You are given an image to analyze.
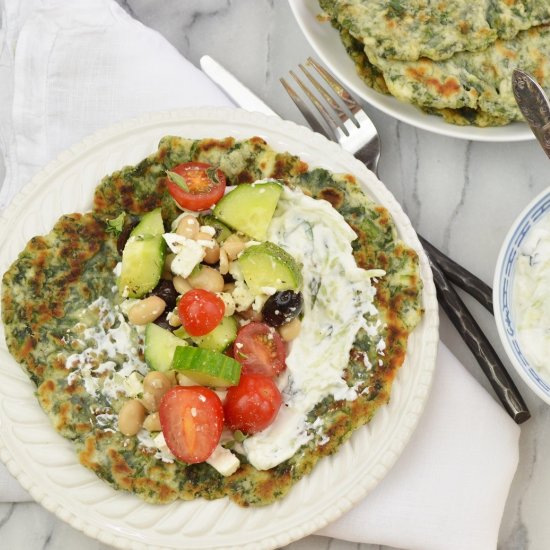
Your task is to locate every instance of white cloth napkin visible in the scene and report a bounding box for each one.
[0,1,520,549]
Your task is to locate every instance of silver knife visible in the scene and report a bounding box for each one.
[200,55,278,117]
[512,68,550,160]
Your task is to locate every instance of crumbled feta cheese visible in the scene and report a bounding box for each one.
[232,280,255,312]
[206,445,240,476]
[163,233,190,254]
[113,262,122,277]
[123,371,144,397]
[168,238,206,278]
[153,432,173,456]
[199,225,216,237]
[217,292,236,316]
[260,286,277,296]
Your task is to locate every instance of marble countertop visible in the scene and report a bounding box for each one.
[2,1,550,549]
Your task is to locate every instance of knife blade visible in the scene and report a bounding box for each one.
[200,56,278,117]
[512,69,550,160]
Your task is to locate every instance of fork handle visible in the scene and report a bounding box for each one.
[418,234,494,314]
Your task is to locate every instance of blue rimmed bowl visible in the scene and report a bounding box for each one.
[494,187,550,405]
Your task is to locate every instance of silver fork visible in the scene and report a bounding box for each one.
[282,58,380,173]
[281,57,492,311]
[280,58,529,423]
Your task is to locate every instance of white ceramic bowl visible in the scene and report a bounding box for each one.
[288,0,533,142]
[494,187,550,405]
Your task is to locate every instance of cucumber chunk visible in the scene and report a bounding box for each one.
[198,214,232,243]
[117,208,166,298]
[118,208,166,298]
[238,241,302,293]
[131,208,165,237]
[118,235,166,298]
[172,346,241,387]
[192,316,238,352]
[212,182,282,240]
[174,316,238,352]
[144,323,188,372]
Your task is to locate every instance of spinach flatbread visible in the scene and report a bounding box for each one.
[319,0,550,126]
[2,136,423,506]
[324,0,550,62]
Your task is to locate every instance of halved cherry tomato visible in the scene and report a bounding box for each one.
[233,322,286,377]
[159,386,224,463]
[165,162,226,211]
[178,289,225,336]
[223,373,282,434]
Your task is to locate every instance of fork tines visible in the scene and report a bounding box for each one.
[280,57,361,140]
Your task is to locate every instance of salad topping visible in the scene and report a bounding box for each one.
[63,162,386,474]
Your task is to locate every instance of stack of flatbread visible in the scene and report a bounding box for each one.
[319,0,550,126]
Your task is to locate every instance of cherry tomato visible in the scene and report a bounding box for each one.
[165,162,226,211]
[233,322,286,377]
[159,386,224,463]
[223,373,282,434]
[178,289,225,336]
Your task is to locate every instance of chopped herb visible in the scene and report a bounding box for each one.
[206,167,219,185]
[105,212,126,236]
[166,170,190,192]
[234,430,247,443]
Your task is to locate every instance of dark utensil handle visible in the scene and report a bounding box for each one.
[426,252,531,424]
[418,235,494,314]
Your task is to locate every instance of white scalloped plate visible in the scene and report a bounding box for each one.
[0,108,438,550]
[289,0,533,142]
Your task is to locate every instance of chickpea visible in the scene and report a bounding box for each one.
[203,242,221,264]
[168,310,182,327]
[222,234,246,260]
[118,399,146,436]
[188,265,225,293]
[162,253,176,279]
[140,391,157,413]
[195,230,215,241]
[279,318,301,341]
[143,412,162,432]
[223,282,236,293]
[143,371,172,405]
[176,215,200,239]
[218,292,236,317]
[173,275,192,295]
[164,370,178,386]
[218,248,229,275]
[239,306,263,323]
[127,296,166,325]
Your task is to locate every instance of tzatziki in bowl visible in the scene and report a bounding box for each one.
[494,187,550,405]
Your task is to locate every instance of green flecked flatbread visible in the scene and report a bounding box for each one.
[320,0,550,126]
[2,136,423,506]
[373,24,550,123]
[324,0,550,62]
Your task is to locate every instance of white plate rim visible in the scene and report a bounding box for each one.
[0,107,439,549]
[288,0,534,143]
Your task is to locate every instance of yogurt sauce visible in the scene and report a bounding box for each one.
[243,186,385,470]
[514,213,550,376]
